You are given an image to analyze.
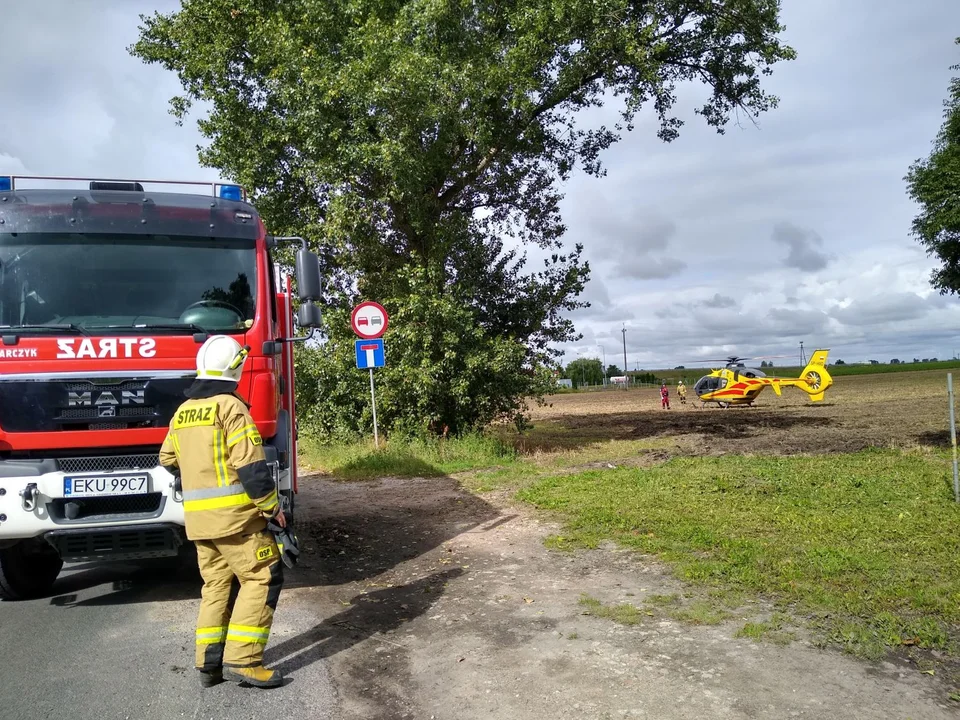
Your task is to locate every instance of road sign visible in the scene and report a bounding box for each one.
[355,338,385,369]
[351,301,389,339]
[355,338,385,447]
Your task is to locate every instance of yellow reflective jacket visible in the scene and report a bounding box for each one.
[159,380,279,541]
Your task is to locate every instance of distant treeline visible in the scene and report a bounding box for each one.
[557,358,960,392]
[640,358,960,384]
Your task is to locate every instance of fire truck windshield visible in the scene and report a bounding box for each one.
[0,234,257,333]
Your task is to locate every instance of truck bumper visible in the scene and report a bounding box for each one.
[0,453,185,545]
[44,523,187,562]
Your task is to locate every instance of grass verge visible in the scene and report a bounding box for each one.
[736,614,796,646]
[579,594,647,625]
[298,426,960,665]
[298,433,519,480]
[300,426,678,485]
[519,449,960,659]
[579,593,730,627]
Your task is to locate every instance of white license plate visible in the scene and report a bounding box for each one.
[63,474,150,498]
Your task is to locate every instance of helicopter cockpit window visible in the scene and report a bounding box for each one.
[694,376,723,395]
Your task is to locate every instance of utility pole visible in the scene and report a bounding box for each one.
[599,345,606,386]
[621,325,628,388]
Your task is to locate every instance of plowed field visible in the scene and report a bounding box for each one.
[528,369,953,456]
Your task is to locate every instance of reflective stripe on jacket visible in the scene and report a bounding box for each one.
[159,385,277,541]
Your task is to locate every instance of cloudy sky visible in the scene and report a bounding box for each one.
[3,1,960,370]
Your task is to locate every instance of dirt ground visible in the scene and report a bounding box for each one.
[524,370,953,455]
[265,369,958,718]
[274,476,958,719]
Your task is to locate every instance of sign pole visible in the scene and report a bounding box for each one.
[949,373,958,502]
[369,367,379,448]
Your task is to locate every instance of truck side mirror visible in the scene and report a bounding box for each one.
[295,248,322,302]
[269,236,325,342]
[296,301,323,329]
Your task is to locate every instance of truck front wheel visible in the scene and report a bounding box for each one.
[0,538,64,601]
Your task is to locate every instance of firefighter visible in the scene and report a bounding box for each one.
[159,335,287,689]
[660,382,670,409]
[677,380,687,405]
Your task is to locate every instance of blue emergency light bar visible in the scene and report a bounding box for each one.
[218,184,243,201]
[0,175,248,200]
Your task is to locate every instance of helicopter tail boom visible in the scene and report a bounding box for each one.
[761,350,832,400]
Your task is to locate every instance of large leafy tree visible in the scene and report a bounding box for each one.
[564,358,604,388]
[906,38,960,294]
[131,0,795,437]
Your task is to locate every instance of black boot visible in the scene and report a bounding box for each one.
[199,668,224,688]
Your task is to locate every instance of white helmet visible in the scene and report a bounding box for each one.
[196,335,249,383]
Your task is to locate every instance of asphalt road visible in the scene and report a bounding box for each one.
[3,476,955,720]
[0,559,339,720]
[0,474,485,720]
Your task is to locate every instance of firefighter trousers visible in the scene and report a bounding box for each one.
[194,528,284,670]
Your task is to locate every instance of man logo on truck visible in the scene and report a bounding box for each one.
[67,390,146,406]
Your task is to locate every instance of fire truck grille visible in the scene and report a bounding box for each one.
[0,374,191,433]
[62,380,149,393]
[48,493,164,522]
[58,454,160,474]
[59,406,156,420]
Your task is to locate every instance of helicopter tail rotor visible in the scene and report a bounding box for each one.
[799,350,832,400]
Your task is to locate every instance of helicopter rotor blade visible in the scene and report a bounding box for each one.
[681,353,794,364]
[681,357,744,364]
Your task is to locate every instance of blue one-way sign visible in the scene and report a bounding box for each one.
[355,338,385,369]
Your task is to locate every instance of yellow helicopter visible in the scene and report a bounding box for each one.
[691,349,833,407]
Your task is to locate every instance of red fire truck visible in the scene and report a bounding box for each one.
[0,175,323,600]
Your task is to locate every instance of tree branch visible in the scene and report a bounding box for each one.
[437,66,605,209]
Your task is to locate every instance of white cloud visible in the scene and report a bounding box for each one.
[0,154,27,174]
[555,0,960,368]
[3,0,960,371]
[612,256,687,280]
[703,293,737,309]
[830,292,929,326]
[569,277,636,322]
[771,222,830,271]
[0,1,218,182]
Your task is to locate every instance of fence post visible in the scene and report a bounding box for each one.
[949,373,959,502]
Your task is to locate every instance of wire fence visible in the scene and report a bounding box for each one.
[556,381,678,392]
